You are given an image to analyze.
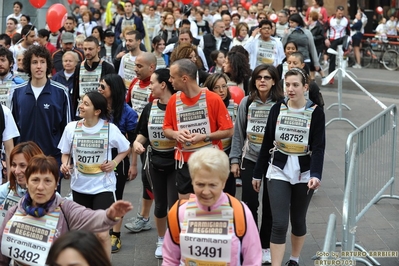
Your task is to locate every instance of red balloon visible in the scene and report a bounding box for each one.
[148,0,154,5]
[245,2,252,10]
[67,0,73,4]
[75,0,81,5]
[29,0,47,8]
[204,0,211,4]
[142,0,148,4]
[240,0,246,5]
[193,0,200,6]
[376,6,383,15]
[251,0,257,4]
[229,86,245,105]
[221,0,226,4]
[46,4,68,33]
[181,0,191,5]
[269,13,278,23]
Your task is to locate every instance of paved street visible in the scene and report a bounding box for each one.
[61,67,399,266]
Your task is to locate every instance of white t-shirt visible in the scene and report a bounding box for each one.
[31,85,45,100]
[57,119,130,194]
[0,105,20,173]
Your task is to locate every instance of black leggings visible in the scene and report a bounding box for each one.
[150,166,178,218]
[72,191,114,210]
[267,179,313,244]
[240,158,272,249]
[141,153,154,200]
[240,159,259,224]
[112,149,130,200]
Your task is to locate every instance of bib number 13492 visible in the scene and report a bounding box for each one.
[8,247,39,263]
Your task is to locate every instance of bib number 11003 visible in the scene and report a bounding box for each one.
[188,245,222,258]
[8,247,39,263]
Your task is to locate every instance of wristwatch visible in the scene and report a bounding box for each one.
[204,134,211,142]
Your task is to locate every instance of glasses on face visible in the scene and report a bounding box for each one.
[256,75,272,81]
[250,12,257,14]
[214,84,228,91]
[99,84,107,90]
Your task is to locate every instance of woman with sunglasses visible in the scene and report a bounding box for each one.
[253,68,325,266]
[58,91,130,257]
[229,64,284,264]
[97,74,138,253]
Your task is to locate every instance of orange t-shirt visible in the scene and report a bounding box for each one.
[163,89,233,162]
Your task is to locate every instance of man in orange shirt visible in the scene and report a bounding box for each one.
[163,59,233,199]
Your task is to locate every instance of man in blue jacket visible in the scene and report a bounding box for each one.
[11,46,71,190]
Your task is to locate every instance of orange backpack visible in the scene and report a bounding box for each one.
[167,193,247,245]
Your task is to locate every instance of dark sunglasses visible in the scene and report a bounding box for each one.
[99,84,107,90]
[256,75,272,81]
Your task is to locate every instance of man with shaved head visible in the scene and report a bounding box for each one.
[124,51,157,235]
[163,59,233,199]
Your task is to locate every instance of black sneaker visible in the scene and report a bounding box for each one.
[285,260,299,266]
[111,235,121,253]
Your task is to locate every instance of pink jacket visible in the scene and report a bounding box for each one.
[162,193,262,266]
[0,194,118,265]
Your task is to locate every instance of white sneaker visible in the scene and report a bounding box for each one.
[262,248,271,264]
[352,64,362,69]
[155,237,164,259]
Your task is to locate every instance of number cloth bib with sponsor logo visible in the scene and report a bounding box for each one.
[78,60,103,97]
[155,56,166,70]
[275,104,315,155]
[131,82,151,117]
[148,99,176,151]
[221,99,236,151]
[176,90,211,151]
[0,81,12,108]
[246,101,274,144]
[257,39,276,65]
[1,207,60,265]
[180,195,234,266]
[73,120,108,175]
[0,190,21,225]
[121,18,136,33]
[123,55,137,89]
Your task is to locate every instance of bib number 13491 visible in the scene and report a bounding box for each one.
[188,245,222,258]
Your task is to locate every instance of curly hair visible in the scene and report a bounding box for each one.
[22,45,52,77]
[224,51,251,85]
[170,43,203,70]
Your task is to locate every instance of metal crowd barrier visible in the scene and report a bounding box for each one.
[317,105,399,266]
